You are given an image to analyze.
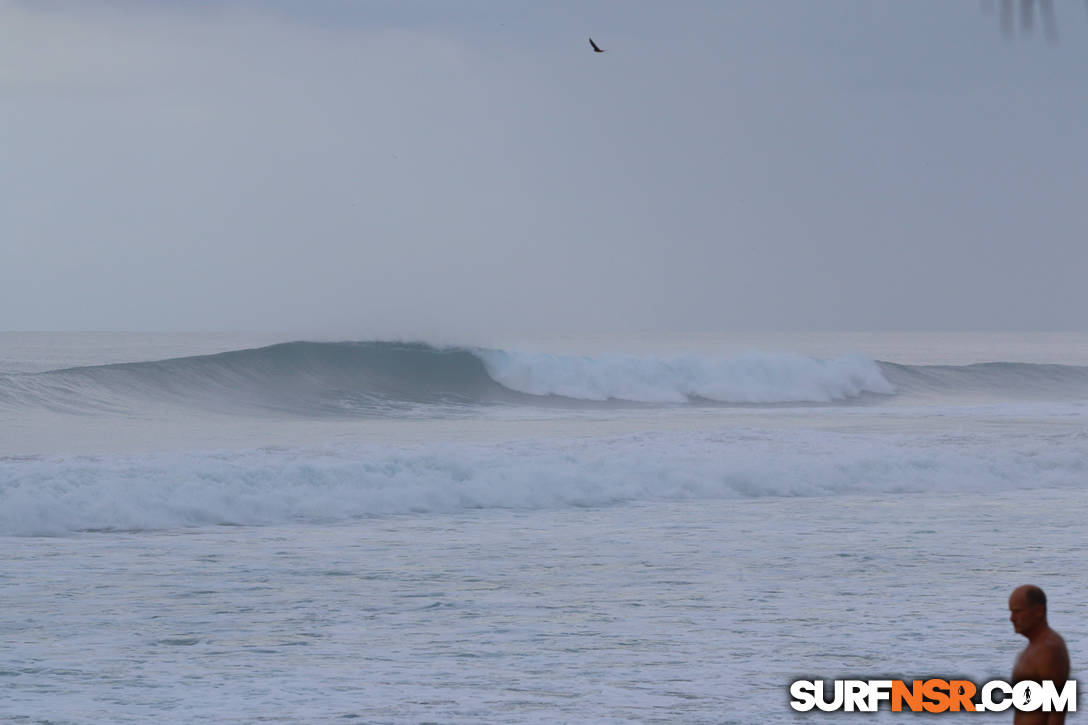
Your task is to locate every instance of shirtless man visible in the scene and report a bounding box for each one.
[1009,585,1070,724]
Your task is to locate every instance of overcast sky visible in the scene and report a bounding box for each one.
[3,0,1087,336]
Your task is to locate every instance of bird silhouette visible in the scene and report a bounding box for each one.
[589,37,605,53]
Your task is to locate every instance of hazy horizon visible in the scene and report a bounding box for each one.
[4,0,1087,337]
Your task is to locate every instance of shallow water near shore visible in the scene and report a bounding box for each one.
[3,332,1087,722]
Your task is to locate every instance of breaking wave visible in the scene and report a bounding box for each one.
[2,428,1085,535]
[1,341,1086,418]
[0,341,895,415]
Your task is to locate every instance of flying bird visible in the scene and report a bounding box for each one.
[589,37,605,53]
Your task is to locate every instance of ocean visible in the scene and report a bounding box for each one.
[2,331,1087,723]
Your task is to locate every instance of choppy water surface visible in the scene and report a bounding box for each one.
[7,491,1087,724]
[2,332,1087,723]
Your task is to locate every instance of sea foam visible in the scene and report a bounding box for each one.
[478,349,894,403]
[0,342,898,416]
[2,428,1084,536]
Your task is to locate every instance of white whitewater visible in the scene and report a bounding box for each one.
[2,332,1087,723]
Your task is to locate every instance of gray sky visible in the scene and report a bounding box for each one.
[3,0,1087,336]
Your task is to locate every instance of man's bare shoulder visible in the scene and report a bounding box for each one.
[1024,628,1070,679]
[1015,629,1067,676]
[1041,628,1069,655]
[1043,629,1071,672]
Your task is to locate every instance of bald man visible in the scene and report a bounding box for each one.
[1009,585,1070,724]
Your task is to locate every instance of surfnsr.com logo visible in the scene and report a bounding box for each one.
[789,679,1077,713]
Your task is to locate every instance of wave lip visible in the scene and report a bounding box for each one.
[477,349,895,404]
[5,341,1088,417]
[0,342,897,415]
[0,342,516,417]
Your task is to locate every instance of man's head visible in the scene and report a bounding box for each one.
[1009,584,1048,636]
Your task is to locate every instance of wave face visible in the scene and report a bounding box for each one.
[880,361,1088,400]
[2,341,1087,418]
[0,342,526,416]
[0,341,897,416]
